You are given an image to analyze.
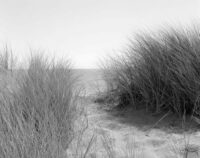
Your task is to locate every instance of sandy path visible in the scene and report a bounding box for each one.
[71,71,200,158]
[85,100,200,158]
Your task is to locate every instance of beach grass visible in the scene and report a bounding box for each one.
[0,53,80,158]
[101,25,200,118]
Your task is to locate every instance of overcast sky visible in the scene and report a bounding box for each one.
[0,0,199,68]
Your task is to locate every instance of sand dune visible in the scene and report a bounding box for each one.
[86,101,200,158]
[67,70,200,158]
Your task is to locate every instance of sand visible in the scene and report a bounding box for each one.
[83,101,200,158]
[67,69,200,158]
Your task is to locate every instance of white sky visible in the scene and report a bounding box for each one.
[0,0,199,68]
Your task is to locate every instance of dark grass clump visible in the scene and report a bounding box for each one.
[0,53,80,158]
[103,25,200,117]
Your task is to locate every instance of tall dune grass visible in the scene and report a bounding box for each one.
[0,45,16,72]
[102,25,200,117]
[0,54,80,158]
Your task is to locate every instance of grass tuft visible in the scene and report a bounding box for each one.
[102,25,200,117]
[0,53,79,158]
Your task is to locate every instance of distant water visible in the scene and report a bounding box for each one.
[72,69,106,96]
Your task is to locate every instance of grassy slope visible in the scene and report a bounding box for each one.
[102,25,200,118]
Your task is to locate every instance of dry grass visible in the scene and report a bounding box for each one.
[0,45,16,72]
[101,25,200,118]
[0,53,80,158]
[1,27,200,158]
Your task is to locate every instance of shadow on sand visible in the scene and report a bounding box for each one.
[96,102,200,134]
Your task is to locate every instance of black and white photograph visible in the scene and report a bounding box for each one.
[0,0,200,157]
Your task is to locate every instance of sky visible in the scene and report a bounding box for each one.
[0,0,199,68]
